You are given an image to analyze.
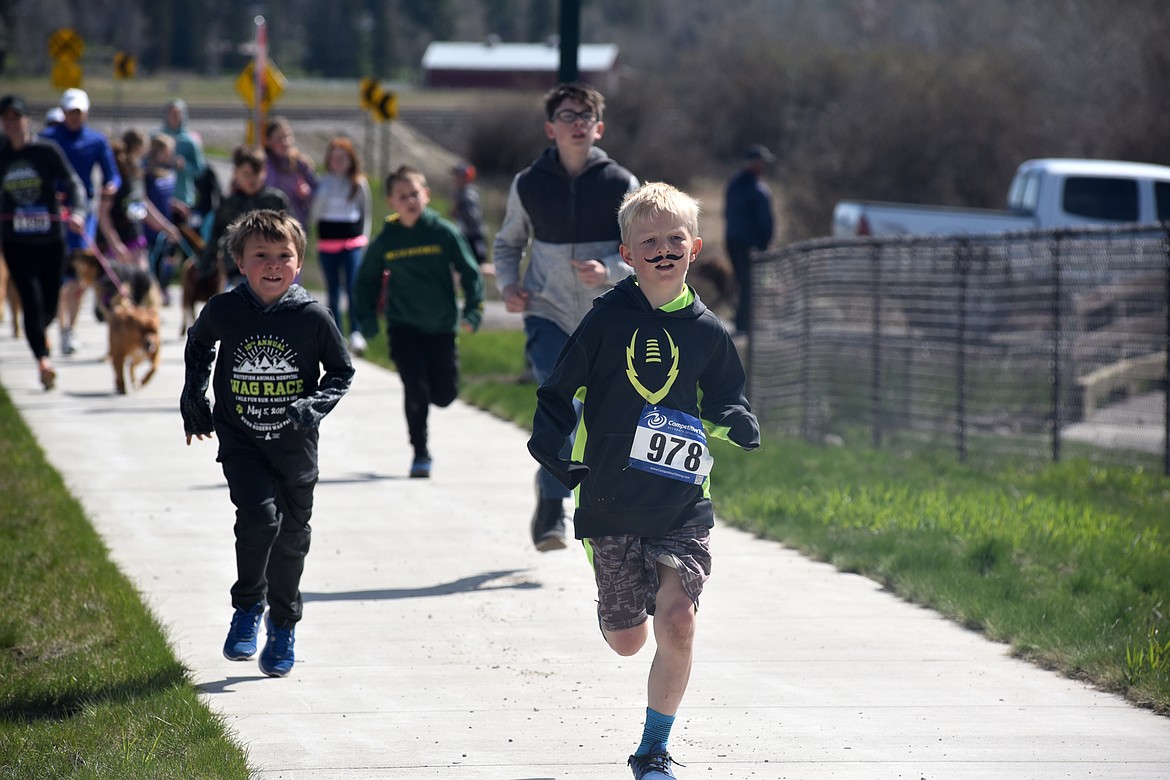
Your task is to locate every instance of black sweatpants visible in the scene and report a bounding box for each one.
[388,325,458,460]
[727,240,755,334]
[3,239,66,360]
[222,451,316,628]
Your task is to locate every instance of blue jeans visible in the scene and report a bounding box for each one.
[319,247,362,334]
[525,315,576,501]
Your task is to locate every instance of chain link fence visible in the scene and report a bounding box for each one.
[748,224,1169,473]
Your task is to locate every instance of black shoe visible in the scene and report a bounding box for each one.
[409,457,432,478]
[530,498,567,552]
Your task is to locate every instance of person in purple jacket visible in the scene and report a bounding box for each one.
[262,116,317,228]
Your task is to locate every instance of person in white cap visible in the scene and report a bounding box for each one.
[40,88,121,356]
[44,107,64,128]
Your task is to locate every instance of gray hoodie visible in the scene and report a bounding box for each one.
[493,145,638,336]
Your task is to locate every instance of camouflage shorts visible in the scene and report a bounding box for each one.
[586,526,712,632]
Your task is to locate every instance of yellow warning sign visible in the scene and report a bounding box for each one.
[114,52,137,80]
[51,58,84,90]
[235,61,286,110]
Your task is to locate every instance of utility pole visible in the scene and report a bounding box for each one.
[253,16,267,145]
[558,0,580,83]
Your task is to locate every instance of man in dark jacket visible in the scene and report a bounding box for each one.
[723,144,775,335]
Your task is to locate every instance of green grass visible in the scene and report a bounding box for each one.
[424,329,1170,714]
[3,324,1167,780]
[0,389,251,779]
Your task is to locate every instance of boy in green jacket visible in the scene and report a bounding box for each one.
[352,165,484,478]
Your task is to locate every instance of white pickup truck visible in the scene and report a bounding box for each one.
[831,158,1170,237]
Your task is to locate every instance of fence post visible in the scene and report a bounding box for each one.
[871,244,883,448]
[956,239,970,463]
[800,257,813,441]
[1164,226,1170,476]
[1051,233,1064,464]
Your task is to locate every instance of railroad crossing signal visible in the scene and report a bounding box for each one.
[113,52,136,80]
[48,28,84,60]
[48,28,84,89]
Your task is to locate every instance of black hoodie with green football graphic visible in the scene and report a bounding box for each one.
[528,276,760,539]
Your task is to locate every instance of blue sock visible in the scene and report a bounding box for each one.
[636,707,675,755]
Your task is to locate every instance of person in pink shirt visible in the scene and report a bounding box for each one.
[309,136,371,354]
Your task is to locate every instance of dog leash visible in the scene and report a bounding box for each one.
[79,231,132,301]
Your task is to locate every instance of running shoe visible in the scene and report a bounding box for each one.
[258,616,296,677]
[61,328,78,355]
[628,743,682,779]
[348,330,368,356]
[223,603,264,660]
[410,457,432,478]
[531,498,567,551]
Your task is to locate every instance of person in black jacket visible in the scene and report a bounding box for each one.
[181,209,353,678]
[199,145,291,288]
[528,183,759,779]
[0,94,87,390]
[723,144,775,335]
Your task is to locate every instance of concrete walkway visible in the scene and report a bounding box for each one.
[2,294,1168,779]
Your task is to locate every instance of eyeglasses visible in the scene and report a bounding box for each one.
[552,109,599,124]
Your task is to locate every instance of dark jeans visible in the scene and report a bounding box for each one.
[3,239,66,360]
[524,315,575,501]
[222,452,316,628]
[319,247,362,335]
[389,326,458,460]
[727,240,757,334]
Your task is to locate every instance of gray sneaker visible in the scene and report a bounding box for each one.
[61,328,79,355]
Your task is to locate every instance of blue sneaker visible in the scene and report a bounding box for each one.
[258,616,296,677]
[628,742,683,779]
[409,457,432,478]
[222,603,264,661]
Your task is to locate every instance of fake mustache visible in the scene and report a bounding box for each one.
[645,253,684,263]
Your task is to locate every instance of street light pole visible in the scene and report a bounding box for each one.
[558,0,580,83]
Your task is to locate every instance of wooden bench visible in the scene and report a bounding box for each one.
[1076,351,1166,418]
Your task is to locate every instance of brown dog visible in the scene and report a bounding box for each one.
[108,297,162,394]
[176,225,221,337]
[178,257,224,337]
[0,255,21,338]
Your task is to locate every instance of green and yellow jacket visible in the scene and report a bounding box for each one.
[353,207,484,335]
[528,276,760,539]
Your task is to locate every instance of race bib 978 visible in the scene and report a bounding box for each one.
[628,404,713,485]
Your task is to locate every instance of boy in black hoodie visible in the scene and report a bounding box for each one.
[181,209,353,678]
[528,183,760,778]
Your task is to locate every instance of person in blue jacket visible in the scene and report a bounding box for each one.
[41,88,121,356]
